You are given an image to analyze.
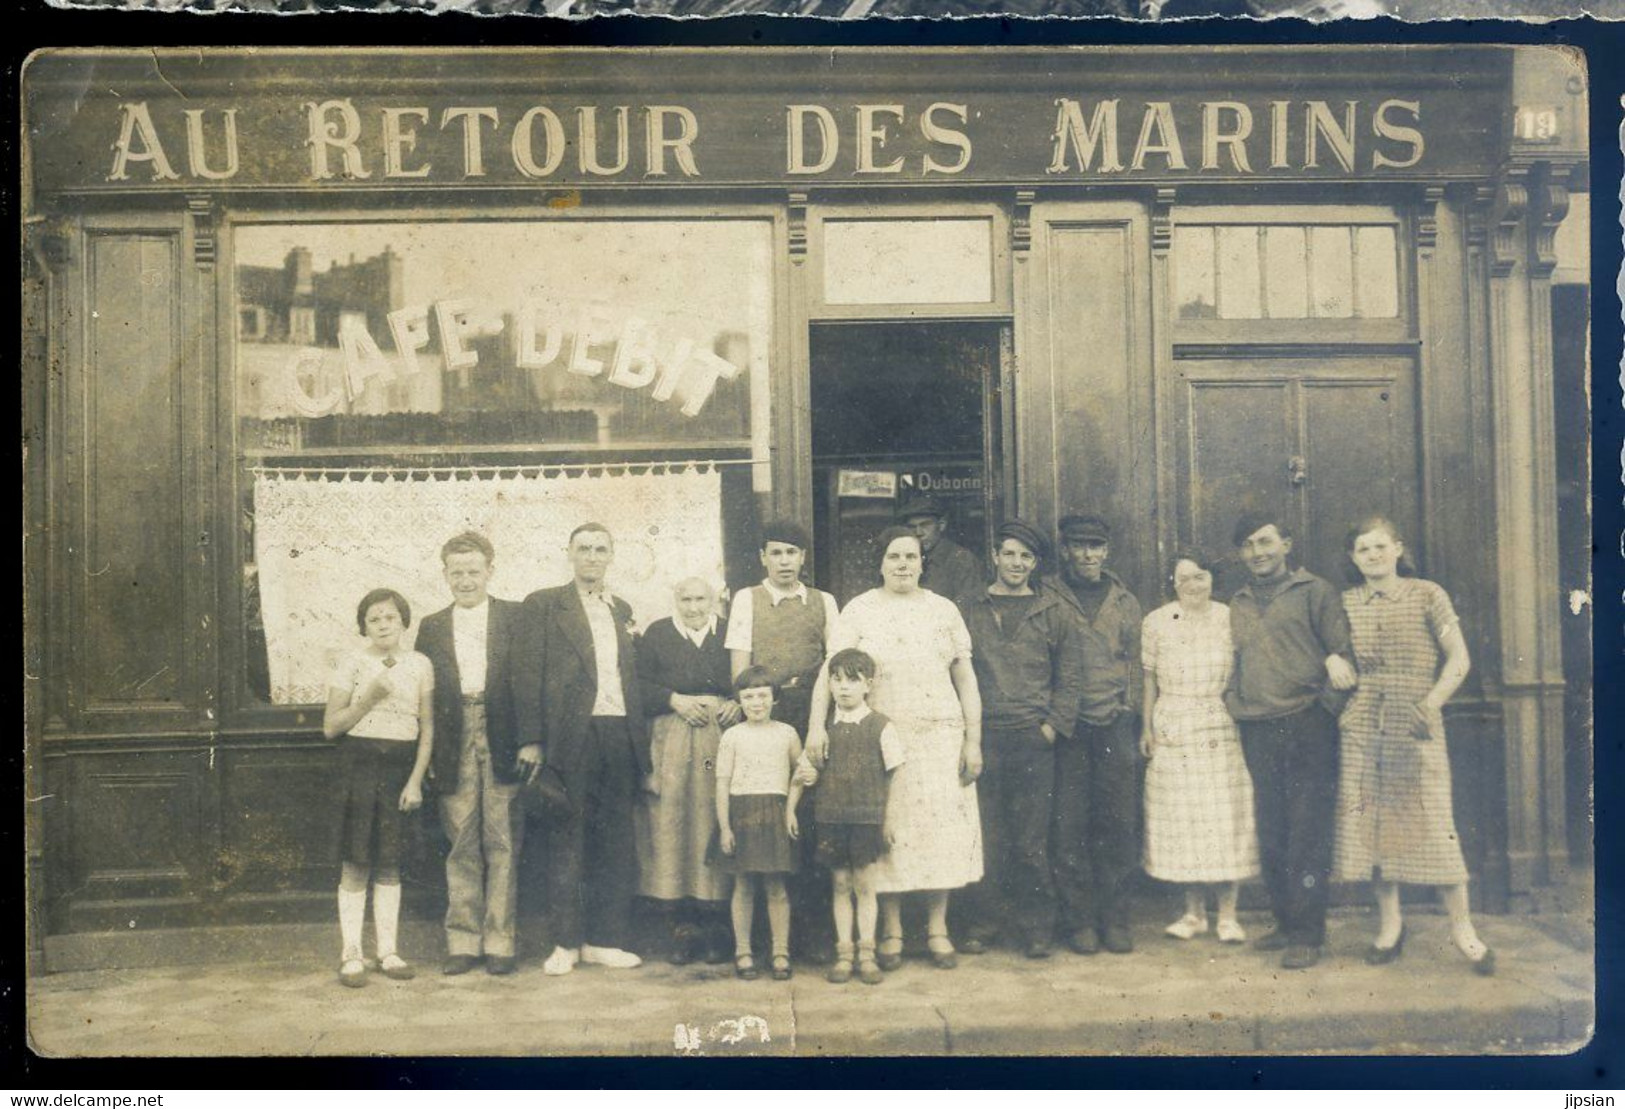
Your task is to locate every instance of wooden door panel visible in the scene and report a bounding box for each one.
[1301,377,1419,584]
[1173,356,1419,595]
[1185,380,1294,595]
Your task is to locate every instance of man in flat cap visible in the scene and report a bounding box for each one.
[956,520,1086,958]
[899,496,987,609]
[1051,513,1144,955]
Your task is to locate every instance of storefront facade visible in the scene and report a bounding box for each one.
[22,46,1590,954]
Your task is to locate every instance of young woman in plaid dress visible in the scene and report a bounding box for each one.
[1140,550,1258,943]
[1334,516,1493,975]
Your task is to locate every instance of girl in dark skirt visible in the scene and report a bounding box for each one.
[713,666,802,981]
[788,648,905,986]
[323,588,434,989]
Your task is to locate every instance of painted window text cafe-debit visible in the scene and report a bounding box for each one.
[22,47,1586,939]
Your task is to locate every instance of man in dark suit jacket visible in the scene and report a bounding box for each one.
[415,532,526,976]
[515,522,650,976]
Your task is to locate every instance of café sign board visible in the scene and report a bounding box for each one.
[24,47,1511,195]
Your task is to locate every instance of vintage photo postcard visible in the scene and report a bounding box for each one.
[21,43,1595,1058]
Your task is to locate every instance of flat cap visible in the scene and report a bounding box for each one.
[1057,513,1111,543]
[996,519,1050,563]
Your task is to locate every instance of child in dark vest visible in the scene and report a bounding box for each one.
[789,648,906,985]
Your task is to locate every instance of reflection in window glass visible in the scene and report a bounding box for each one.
[1173,227,1217,319]
[1216,226,1262,320]
[1309,226,1355,318]
[235,221,772,455]
[1263,227,1309,319]
[1354,226,1400,318]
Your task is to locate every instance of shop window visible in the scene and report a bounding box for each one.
[1173,223,1399,321]
[822,218,994,306]
[234,219,773,705]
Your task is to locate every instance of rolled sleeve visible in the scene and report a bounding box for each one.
[723,590,754,654]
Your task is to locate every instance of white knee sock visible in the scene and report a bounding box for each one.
[373,882,402,960]
[338,886,367,963]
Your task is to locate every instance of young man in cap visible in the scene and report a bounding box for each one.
[899,496,987,608]
[1051,513,1144,955]
[956,519,1086,958]
[1225,511,1356,970]
[725,519,841,958]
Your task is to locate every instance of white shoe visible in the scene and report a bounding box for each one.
[1215,919,1247,944]
[580,944,643,969]
[1164,913,1209,940]
[542,945,580,976]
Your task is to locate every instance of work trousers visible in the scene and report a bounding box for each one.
[1052,712,1141,935]
[1238,703,1340,947]
[441,700,524,957]
[957,725,1057,946]
[546,717,638,952]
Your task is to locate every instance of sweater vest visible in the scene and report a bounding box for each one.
[816,712,891,825]
[750,585,827,686]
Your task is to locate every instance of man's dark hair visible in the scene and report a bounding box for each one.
[441,531,494,565]
[827,648,877,684]
[1232,511,1293,548]
[356,587,412,635]
[568,522,614,547]
[759,519,811,552]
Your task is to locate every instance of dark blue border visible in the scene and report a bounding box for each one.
[6,0,1620,1089]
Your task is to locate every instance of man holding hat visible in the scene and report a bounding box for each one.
[956,520,1086,958]
[899,496,987,608]
[1051,513,1144,955]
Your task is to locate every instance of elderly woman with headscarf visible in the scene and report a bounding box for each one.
[635,576,741,965]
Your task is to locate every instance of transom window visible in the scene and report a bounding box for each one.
[1173,221,1400,321]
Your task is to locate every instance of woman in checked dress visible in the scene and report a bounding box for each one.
[1139,550,1258,943]
[1334,516,1493,975]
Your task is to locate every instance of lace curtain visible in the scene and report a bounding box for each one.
[253,466,724,704]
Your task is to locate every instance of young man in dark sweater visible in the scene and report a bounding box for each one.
[957,519,1086,958]
[1225,511,1357,970]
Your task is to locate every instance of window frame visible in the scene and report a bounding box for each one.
[806,199,1012,321]
[215,199,788,725]
[1169,204,1413,346]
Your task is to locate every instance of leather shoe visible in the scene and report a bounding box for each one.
[1025,940,1053,960]
[1363,925,1407,966]
[1281,944,1322,970]
[959,936,991,956]
[442,954,482,976]
[1252,929,1291,952]
[1067,928,1100,955]
[485,955,517,976]
[1470,947,1497,977]
[1101,925,1135,954]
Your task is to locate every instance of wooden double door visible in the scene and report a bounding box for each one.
[1171,354,1421,597]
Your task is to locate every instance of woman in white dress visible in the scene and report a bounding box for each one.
[1140,549,1258,943]
[806,526,984,970]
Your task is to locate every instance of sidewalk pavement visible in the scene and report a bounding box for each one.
[29,898,1593,1058]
